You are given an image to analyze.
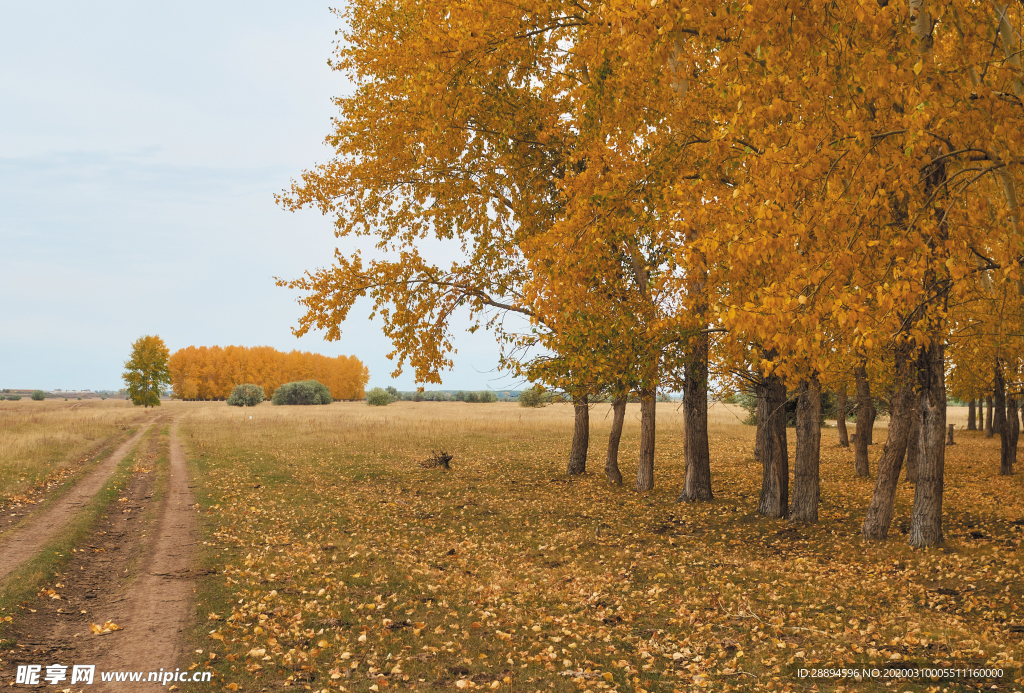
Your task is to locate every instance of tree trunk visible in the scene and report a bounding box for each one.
[567,395,589,475]
[909,339,946,547]
[968,399,977,431]
[635,387,656,491]
[605,396,626,484]
[790,376,821,522]
[836,389,850,447]
[994,364,1007,456]
[1005,396,1018,476]
[946,424,955,445]
[679,331,712,502]
[756,372,789,518]
[754,392,766,461]
[905,396,921,482]
[986,395,995,437]
[854,364,874,477]
[863,352,915,539]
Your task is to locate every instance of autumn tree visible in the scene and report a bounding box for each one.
[123,335,171,408]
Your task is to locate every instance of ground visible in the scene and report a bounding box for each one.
[0,399,1021,693]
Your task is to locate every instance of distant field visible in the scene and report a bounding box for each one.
[179,400,1021,692]
[0,399,150,506]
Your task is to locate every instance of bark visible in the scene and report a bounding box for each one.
[946,424,955,445]
[994,363,1007,445]
[986,395,995,437]
[605,396,626,484]
[968,399,977,431]
[836,389,850,447]
[679,331,712,502]
[756,373,789,518]
[862,357,915,539]
[754,393,766,461]
[995,363,1010,475]
[905,396,921,482]
[854,364,874,477]
[567,395,589,476]
[790,377,821,522]
[1005,396,1018,476]
[909,339,946,547]
[635,387,656,491]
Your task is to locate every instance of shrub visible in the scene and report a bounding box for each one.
[6,394,22,401]
[366,387,394,406]
[31,390,45,401]
[271,380,333,406]
[518,387,547,408]
[385,386,399,399]
[227,383,266,407]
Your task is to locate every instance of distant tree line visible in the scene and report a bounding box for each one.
[168,345,368,402]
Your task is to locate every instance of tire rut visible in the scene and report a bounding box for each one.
[0,418,158,582]
[1,418,202,691]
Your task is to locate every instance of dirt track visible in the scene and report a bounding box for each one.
[2,419,201,691]
[0,419,156,582]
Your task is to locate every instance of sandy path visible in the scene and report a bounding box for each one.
[87,418,200,688]
[0,419,156,582]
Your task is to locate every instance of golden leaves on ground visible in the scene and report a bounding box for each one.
[90,620,123,634]
[182,404,1022,691]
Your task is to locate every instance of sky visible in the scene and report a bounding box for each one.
[0,1,513,392]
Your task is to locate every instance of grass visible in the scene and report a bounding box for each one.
[175,401,1022,692]
[0,422,166,646]
[0,399,151,507]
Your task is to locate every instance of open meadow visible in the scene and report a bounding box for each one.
[173,401,1022,692]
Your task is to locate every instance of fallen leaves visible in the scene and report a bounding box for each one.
[90,620,123,635]
[182,404,1024,691]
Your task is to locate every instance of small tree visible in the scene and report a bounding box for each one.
[518,386,547,408]
[385,386,400,399]
[271,380,333,405]
[366,387,394,406]
[227,383,265,407]
[30,390,45,401]
[123,335,171,408]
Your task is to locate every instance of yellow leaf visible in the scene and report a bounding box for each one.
[913,61,923,75]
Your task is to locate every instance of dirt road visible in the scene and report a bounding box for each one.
[2,419,202,691]
[0,419,156,582]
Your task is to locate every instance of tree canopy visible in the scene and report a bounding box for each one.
[123,335,171,408]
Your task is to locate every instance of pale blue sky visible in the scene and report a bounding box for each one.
[0,1,510,392]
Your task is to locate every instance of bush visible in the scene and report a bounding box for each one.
[518,387,547,408]
[227,383,266,407]
[6,394,22,401]
[366,387,395,406]
[271,380,333,406]
[31,390,45,401]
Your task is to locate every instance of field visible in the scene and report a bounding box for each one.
[171,401,1022,692]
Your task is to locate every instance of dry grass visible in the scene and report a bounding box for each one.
[180,401,1022,693]
[0,399,151,506]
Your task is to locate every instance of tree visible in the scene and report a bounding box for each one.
[30,390,45,401]
[123,335,171,408]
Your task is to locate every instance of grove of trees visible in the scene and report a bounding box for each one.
[278,0,1024,547]
[168,346,368,402]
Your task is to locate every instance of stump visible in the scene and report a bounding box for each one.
[946,424,955,446]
